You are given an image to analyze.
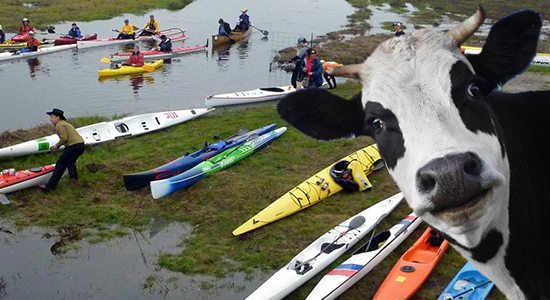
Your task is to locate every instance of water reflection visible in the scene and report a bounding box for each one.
[26,58,41,78]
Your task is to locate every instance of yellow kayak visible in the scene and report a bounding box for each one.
[97,59,163,77]
[233,144,383,236]
[0,41,26,50]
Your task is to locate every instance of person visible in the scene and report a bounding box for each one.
[0,25,5,44]
[67,23,82,39]
[321,60,341,89]
[17,18,35,35]
[234,9,251,32]
[393,22,405,37]
[218,18,232,37]
[140,15,159,36]
[289,37,310,88]
[38,108,85,193]
[296,48,323,89]
[123,46,145,67]
[156,35,172,52]
[21,31,40,52]
[116,19,134,40]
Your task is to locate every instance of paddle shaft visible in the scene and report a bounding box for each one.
[251,25,269,36]
[447,280,493,299]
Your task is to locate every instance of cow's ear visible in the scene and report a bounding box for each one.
[467,10,542,87]
[277,89,366,140]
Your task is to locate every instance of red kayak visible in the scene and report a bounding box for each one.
[43,34,98,45]
[109,43,207,62]
[0,165,55,204]
[77,28,187,49]
[12,32,33,42]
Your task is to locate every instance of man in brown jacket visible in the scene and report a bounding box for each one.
[39,108,85,192]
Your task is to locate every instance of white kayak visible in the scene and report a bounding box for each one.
[77,28,186,49]
[306,211,422,300]
[462,45,550,66]
[244,193,404,300]
[205,85,296,107]
[0,44,75,62]
[0,108,214,158]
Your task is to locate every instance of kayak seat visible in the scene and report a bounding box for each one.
[115,123,129,133]
[320,242,346,254]
[352,230,391,255]
[260,87,285,92]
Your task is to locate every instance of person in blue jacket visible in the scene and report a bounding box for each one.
[296,48,323,89]
[289,36,310,88]
[218,18,232,37]
[234,9,251,32]
[156,35,172,52]
[393,22,405,37]
[67,23,82,39]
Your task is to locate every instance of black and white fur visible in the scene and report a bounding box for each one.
[278,9,550,300]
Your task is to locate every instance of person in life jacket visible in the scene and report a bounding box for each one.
[330,160,372,192]
[156,35,172,52]
[21,31,40,52]
[116,19,134,40]
[139,15,159,36]
[122,45,145,67]
[234,8,251,32]
[67,23,82,39]
[321,60,342,89]
[0,25,5,44]
[17,18,35,35]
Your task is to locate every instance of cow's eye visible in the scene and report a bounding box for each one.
[372,118,384,131]
[467,83,481,97]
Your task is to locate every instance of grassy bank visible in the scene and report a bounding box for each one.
[1,0,194,32]
[0,82,505,299]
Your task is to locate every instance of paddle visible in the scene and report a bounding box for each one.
[100,58,155,71]
[442,280,493,299]
[251,25,269,36]
[293,216,366,272]
[359,213,388,254]
[0,194,10,205]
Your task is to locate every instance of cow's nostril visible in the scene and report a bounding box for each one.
[463,152,482,176]
[418,174,437,193]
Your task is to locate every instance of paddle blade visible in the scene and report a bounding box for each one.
[142,65,155,72]
[348,215,366,230]
[261,29,269,36]
[100,57,112,63]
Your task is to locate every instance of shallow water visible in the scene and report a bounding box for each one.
[0,0,355,132]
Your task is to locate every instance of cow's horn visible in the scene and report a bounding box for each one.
[327,64,362,80]
[446,5,486,46]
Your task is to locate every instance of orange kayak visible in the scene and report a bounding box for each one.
[372,227,449,300]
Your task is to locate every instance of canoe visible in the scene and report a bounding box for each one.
[109,43,208,62]
[211,27,251,47]
[98,59,163,77]
[232,144,384,236]
[150,127,286,199]
[205,85,296,107]
[461,45,550,66]
[438,262,494,300]
[372,227,450,300]
[122,123,278,191]
[0,165,55,205]
[0,108,213,158]
[77,28,187,49]
[42,34,98,45]
[244,194,403,300]
[306,211,422,300]
[0,44,76,62]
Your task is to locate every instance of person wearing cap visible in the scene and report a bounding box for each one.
[234,9,251,32]
[38,109,85,193]
[21,31,40,52]
[139,15,159,36]
[289,37,310,88]
[116,19,134,39]
[17,18,35,35]
[156,35,172,52]
[67,23,82,39]
[0,25,5,44]
[393,22,405,37]
[123,46,145,67]
[218,18,232,37]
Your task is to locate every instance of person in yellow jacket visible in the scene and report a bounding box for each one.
[38,108,85,192]
[321,60,342,89]
[116,19,134,39]
[139,15,159,36]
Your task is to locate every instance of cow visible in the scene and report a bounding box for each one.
[277,7,550,300]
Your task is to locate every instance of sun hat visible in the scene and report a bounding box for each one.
[46,108,67,120]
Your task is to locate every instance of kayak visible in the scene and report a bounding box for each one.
[0,44,76,62]
[0,108,213,158]
[150,127,286,199]
[0,41,26,50]
[461,45,550,66]
[244,194,403,300]
[232,144,384,236]
[205,85,296,107]
[211,27,252,47]
[438,262,494,300]
[372,227,450,300]
[0,165,55,205]
[109,43,208,62]
[306,211,422,300]
[122,123,278,191]
[12,32,34,43]
[77,28,186,49]
[42,34,98,45]
[98,59,163,77]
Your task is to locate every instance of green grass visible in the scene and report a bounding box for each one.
[1,0,195,32]
[0,82,506,299]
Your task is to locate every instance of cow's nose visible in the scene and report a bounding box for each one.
[416,152,485,211]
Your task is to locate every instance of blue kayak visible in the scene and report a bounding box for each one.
[123,124,277,190]
[151,127,286,199]
[438,262,494,300]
